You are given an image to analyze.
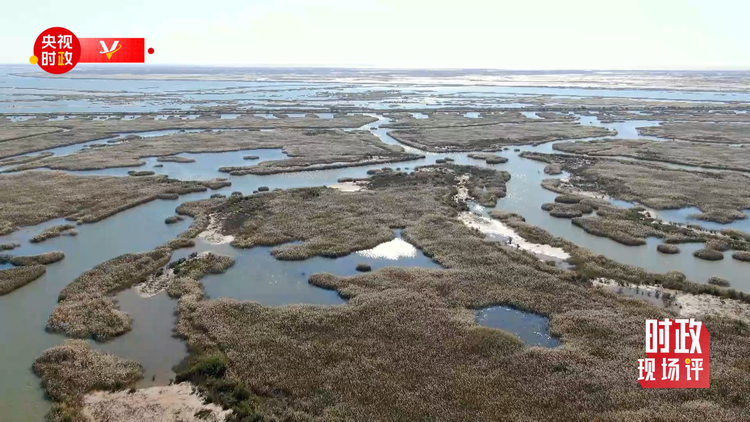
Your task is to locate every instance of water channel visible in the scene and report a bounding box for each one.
[2,78,750,419]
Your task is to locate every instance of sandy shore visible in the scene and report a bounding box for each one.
[134,267,175,298]
[198,214,235,245]
[593,278,750,323]
[329,181,364,192]
[458,212,570,260]
[81,382,231,422]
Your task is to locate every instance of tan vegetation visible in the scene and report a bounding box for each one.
[127,170,155,176]
[460,165,511,207]
[33,340,143,404]
[553,139,750,172]
[156,156,195,163]
[544,202,593,218]
[0,171,210,235]
[657,244,680,254]
[382,111,532,128]
[163,238,196,250]
[0,251,65,266]
[708,277,731,287]
[138,252,234,298]
[496,209,750,304]
[639,122,750,144]
[30,224,77,243]
[176,165,507,261]
[0,151,54,167]
[721,228,750,241]
[0,127,65,143]
[48,296,133,341]
[554,194,584,204]
[538,197,738,249]
[0,242,20,250]
[389,122,612,152]
[467,153,508,164]
[47,248,172,341]
[544,163,562,174]
[355,263,371,272]
[172,252,235,280]
[733,251,750,262]
[174,213,750,421]
[523,152,750,224]
[706,239,731,251]
[0,113,377,159]
[0,128,116,160]
[693,248,724,261]
[10,128,421,175]
[164,215,183,225]
[159,164,750,420]
[0,265,46,295]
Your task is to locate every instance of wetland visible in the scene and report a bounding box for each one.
[2,67,750,421]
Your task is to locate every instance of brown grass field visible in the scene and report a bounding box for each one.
[0,114,377,159]
[638,122,750,144]
[9,129,420,174]
[389,122,612,152]
[134,165,750,420]
[553,139,750,172]
[522,152,750,224]
[0,171,212,235]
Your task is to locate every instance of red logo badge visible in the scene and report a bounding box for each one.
[79,38,146,63]
[638,318,710,388]
[31,27,81,74]
[31,28,153,74]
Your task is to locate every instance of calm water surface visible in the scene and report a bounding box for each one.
[476,306,559,348]
[2,72,750,419]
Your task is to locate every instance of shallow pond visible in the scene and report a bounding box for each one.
[183,230,439,305]
[0,194,205,421]
[4,73,750,418]
[476,306,559,348]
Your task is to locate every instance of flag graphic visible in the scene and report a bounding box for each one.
[79,38,145,63]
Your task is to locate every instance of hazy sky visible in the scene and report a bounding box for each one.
[3,0,748,69]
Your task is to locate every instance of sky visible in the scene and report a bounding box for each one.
[2,0,749,69]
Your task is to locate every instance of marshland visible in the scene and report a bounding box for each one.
[2,66,750,420]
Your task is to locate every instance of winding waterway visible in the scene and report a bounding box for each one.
[2,73,750,419]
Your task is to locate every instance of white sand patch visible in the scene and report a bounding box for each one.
[135,268,175,298]
[329,182,363,192]
[198,214,234,245]
[593,278,750,323]
[675,293,750,323]
[81,382,231,422]
[453,175,470,203]
[357,238,417,260]
[458,212,570,260]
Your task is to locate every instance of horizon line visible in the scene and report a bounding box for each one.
[3,63,750,72]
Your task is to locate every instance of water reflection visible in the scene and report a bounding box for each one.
[182,230,439,305]
[2,104,750,419]
[476,306,559,348]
